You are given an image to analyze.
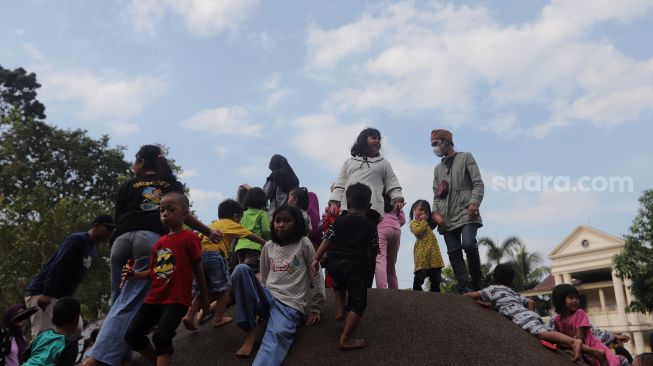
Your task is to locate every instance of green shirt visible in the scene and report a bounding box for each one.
[235,208,271,252]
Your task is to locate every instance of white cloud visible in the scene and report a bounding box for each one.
[305,0,653,136]
[187,188,225,221]
[22,43,43,60]
[181,106,262,136]
[262,73,289,109]
[37,66,168,135]
[126,0,258,36]
[109,122,140,137]
[178,168,199,179]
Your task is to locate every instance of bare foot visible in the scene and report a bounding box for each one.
[197,310,214,325]
[213,316,233,328]
[571,339,582,362]
[339,338,365,350]
[182,317,197,331]
[235,331,256,358]
[334,312,345,321]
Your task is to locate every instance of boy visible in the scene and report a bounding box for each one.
[312,183,378,350]
[123,192,210,366]
[182,199,266,330]
[464,264,608,364]
[23,297,81,366]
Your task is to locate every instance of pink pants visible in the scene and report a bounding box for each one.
[375,226,401,289]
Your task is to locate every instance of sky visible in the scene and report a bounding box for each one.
[2,0,652,289]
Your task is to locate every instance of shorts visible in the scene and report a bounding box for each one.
[192,251,230,296]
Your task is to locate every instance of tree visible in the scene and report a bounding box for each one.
[478,235,522,267]
[508,242,550,291]
[0,65,46,121]
[613,189,653,313]
[0,110,130,320]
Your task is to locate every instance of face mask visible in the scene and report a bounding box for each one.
[433,146,444,157]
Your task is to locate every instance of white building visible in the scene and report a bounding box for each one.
[522,225,653,355]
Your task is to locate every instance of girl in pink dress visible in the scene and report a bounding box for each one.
[552,284,626,366]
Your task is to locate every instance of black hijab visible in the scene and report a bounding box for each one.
[267,155,299,194]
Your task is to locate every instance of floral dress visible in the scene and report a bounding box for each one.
[410,220,444,272]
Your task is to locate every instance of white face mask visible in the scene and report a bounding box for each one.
[433,146,444,157]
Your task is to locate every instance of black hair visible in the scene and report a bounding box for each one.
[52,297,80,328]
[409,200,437,230]
[218,199,244,219]
[634,353,653,366]
[551,284,580,314]
[244,187,267,210]
[493,263,515,287]
[270,204,307,244]
[350,127,381,157]
[161,192,190,210]
[267,154,299,194]
[345,183,372,211]
[135,145,175,180]
[289,187,309,211]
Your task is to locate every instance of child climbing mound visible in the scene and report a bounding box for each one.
[465,264,610,365]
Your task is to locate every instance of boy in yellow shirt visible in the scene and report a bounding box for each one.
[182,199,265,329]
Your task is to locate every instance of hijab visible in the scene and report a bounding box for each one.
[267,155,299,194]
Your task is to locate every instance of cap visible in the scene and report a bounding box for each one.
[93,214,116,228]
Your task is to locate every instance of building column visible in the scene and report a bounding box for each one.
[554,273,563,285]
[562,273,572,284]
[598,288,607,313]
[611,270,629,327]
[633,331,645,355]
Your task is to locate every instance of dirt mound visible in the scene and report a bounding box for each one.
[163,289,586,365]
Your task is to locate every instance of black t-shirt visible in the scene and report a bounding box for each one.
[113,174,184,241]
[324,212,378,265]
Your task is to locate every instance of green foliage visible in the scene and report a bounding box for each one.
[613,189,653,313]
[0,66,46,121]
[478,236,521,267]
[479,235,549,291]
[0,111,130,320]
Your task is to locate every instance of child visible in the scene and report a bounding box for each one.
[633,353,653,366]
[409,200,443,292]
[375,193,405,289]
[287,187,313,244]
[234,187,271,272]
[312,183,377,350]
[182,198,266,330]
[551,284,625,366]
[123,192,210,366]
[231,204,324,365]
[464,265,608,365]
[1,305,35,366]
[23,297,81,366]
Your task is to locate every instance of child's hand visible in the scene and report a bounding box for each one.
[306,312,320,326]
[476,300,492,308]
[616,334,630,343]
[120,259,135,288]
[207,229,223,243]
[310,259,320,276]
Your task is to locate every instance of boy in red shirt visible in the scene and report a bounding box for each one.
[124,192,209,366]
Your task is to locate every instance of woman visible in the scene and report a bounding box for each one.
[1,304,31,366]
[263,154,299,212]
[84,145,220,366]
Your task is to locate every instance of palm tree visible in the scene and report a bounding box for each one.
[509,242,550,291]
[478,235,522,267]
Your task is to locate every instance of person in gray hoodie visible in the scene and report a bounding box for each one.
[431,129,484,293]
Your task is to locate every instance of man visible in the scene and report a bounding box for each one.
[430,129,484,293]
[24,215,115,337]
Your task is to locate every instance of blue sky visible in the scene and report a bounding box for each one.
[2,0,652,288]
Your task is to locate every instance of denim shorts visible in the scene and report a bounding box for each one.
[192,251,231,296]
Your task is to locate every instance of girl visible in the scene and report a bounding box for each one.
[235,187,271,272]
[84,145,219,366]
[409,200,444,292]
[552,284,624,366]
[329,128,404,219]
[263,155,299,212]
[231,205,324,366]
[2,304,32,366]
[375,194,405,289]
[288,187,313,241]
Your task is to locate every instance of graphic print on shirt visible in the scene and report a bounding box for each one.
[271,255,301,274]
[82,255,93,269]
[153,247,176,282]
[140,186,163,211]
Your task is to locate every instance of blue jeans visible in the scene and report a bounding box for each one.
[110,230,160,304]
[443,223,481,292]
[231,264,304,366]
[193,251,230,296]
